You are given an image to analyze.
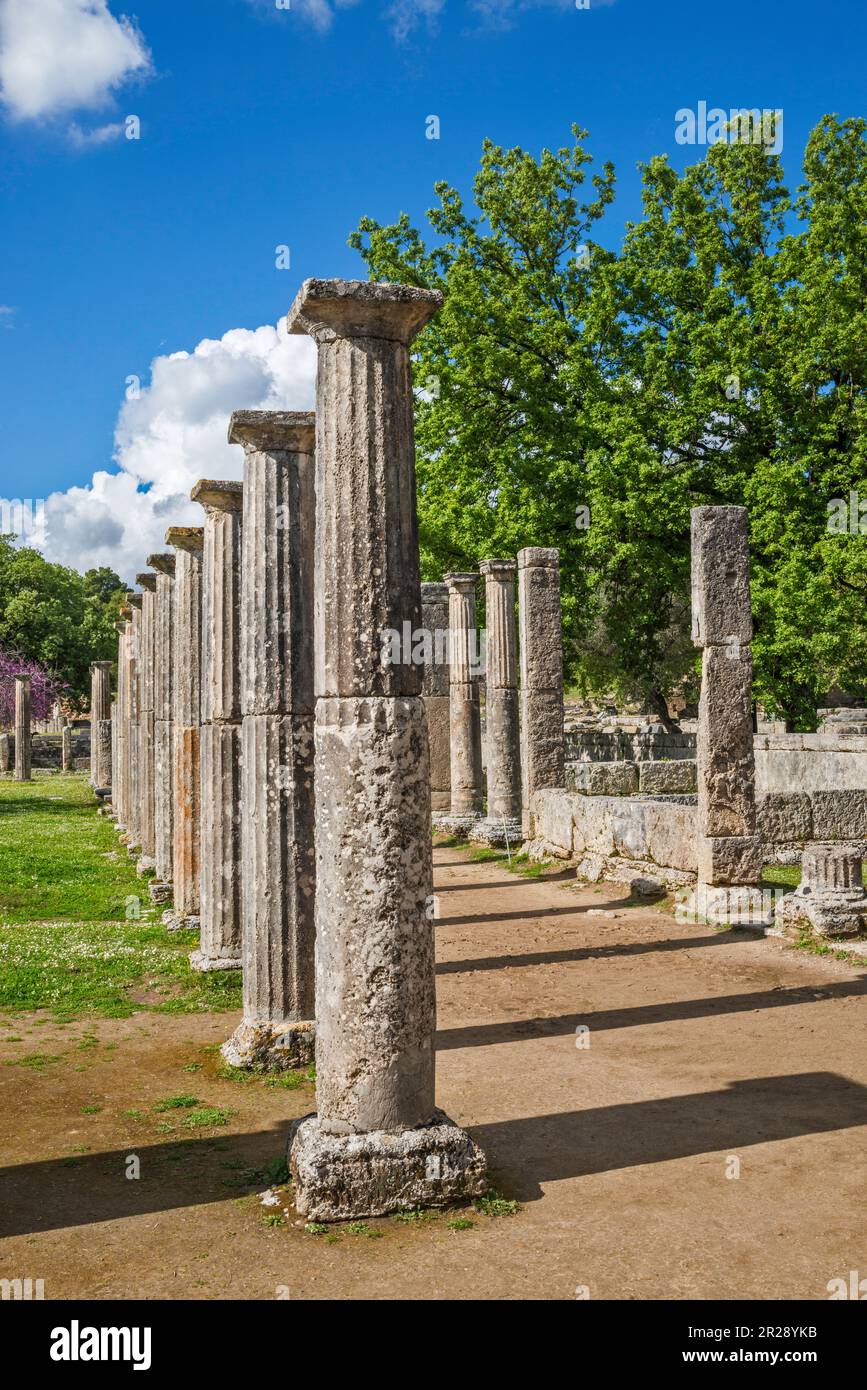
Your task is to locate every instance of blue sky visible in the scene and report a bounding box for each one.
[0,0,864,578]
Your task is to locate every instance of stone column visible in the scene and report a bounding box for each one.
[285,277,487,1220]
[134,575,157,872]
[421,581,451,818]
[61,723,72,772]
[688,506,766,925]
[163,529,203,930]
[147,553,175,904]
[471,559,521,846]
[190,481,244,973]
[442,572,484,835]
[517,547,565,838]
[221,415,316,1068]
[90,661,113,791]
[125,596,142,855]
[14,675,31,781]
[113,620,127,827]
[0,734,10,772]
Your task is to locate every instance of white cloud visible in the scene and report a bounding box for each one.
[67,118,126,147]
[0,0,151,123]
[9,320,316,582]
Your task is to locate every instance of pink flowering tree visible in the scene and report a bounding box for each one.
[0,646,66,728]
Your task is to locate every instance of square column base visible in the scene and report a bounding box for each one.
[468,816,522,848]
[162,910,200,932]
[221,1019,315,1072]
[189,949,242,973]
[681,883,775,927]
[433,812,483,838]
[288,1110,488,1221]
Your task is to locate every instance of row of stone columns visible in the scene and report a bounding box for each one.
[95,279,579,1219]
[424,549,564,846]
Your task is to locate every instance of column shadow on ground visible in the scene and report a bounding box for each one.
[436,929,760,975]
[0,1123,287,1240]
[473,1072,867,1201]
[436,976,867,1050]
[1,1074,863,1232]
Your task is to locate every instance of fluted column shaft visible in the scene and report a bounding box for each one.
[90,661,112,786]
[166,531,203,926]
[220,414,316,1068]
[191,482,244,971]
[148,555,175,889]
[14,676,31,781]
[421,581,451,813]
[477,559,521,833]
[126,599,142,850]
[135,576,156,865]
[518,547,565,837]
[114,619,129,828]
[445,574,483,818]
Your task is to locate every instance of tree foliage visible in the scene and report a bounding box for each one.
[0,538,125,705]
[350,116,867,727]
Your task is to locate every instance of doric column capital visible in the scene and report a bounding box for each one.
[228,410,314,454]
[136,572,157,591]
[190,478,243,512]
[165,526,203,553]
[147,552,176,576]
[480,558,516,580]
[286,278,442,345]
[128,594,143,610]
[517,547,559,569]
[444,571,478,594]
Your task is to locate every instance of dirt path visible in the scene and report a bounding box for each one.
[1,846,866,1300]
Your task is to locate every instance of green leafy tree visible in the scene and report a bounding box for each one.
[0,538,124,704]
[351,116,867,726]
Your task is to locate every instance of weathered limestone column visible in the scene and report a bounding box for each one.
[517,547,565,839]
[442,572,484,835]
[221,415,316,1067]
[90,661,113,791]
[113,620,127,827]
[286,277,487,1220]
[688,506,767,925]
[471,559,521,846]
[125,595,142,855]
[165,528,203,930]
[421,581,451,818]
[134,575,157,872]
[61,723,72,772]
[190,481,244,973]
[0,734,10,772]
[147,554,175,903]
[14,675,31,781]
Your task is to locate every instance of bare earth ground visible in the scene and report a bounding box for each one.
[1,844,866,1301]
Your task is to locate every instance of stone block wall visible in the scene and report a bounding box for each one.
[565,728,697,763]
[2,730,90,771]
[531,787,698,890]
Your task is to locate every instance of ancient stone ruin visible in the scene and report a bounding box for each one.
[79,278,867,1225]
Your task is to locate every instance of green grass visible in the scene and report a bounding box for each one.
[763,862,867,892]
[0,772,148,923]
[0,772,242,1021]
